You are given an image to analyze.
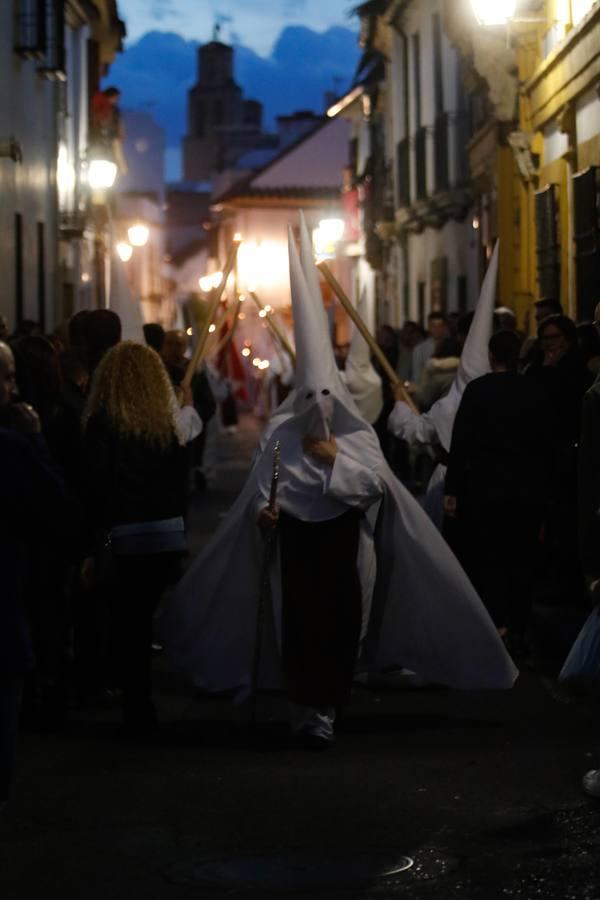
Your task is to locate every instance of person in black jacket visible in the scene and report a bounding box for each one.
[0,341,67,802]
[524,315,592,615]
[444,331,554,638]
[82,342,188,733]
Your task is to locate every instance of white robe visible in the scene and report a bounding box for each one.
[163,410,518,697]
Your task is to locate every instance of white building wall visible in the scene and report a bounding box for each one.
[58,22,94,319]
[576,87,600,145]
[544,121,569,164]
[385,0,475,324]
[0,5,59,332]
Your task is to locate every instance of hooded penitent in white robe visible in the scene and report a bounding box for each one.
[388,243,499,527]
[340,292,383,425]
[164,227,516,712]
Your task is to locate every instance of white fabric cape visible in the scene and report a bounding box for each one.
[164,232,517,694]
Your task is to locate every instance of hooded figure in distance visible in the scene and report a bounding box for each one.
[340,290,383,426]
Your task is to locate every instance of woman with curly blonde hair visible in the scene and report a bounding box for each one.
[82,341,188,734]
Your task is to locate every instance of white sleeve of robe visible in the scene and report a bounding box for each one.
[325,449,384,509]
[387,400,437,446]
[172,400,203,445]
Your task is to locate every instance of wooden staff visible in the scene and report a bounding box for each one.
[250,291,297,366]
[206,297,237,359]
[182,239,240,389]
[316,260,419,414]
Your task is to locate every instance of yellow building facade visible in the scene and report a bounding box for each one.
[524,0,600,321]
[447,0,599,329]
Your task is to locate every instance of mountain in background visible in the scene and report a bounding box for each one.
[106,26,360,178]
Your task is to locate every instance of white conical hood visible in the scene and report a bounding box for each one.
[455,241,499,392]
[298,211,330,335]
[428,241,499,451]
[342,290,383,424]
[288,224,339,400]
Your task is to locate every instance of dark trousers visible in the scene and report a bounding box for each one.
[453,500,541,633]
[0,676,23,802]
[111,552,181,723]
[279,510,362,707]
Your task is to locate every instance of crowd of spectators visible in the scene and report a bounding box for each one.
[0,311,216,804]
[2,292,600,803]
[379,298,598,685]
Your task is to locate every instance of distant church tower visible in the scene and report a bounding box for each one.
[183,36,264,183]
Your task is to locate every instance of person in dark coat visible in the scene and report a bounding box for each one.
[578,373,600,799]
[579,374,600,586]
[0,341,66,802]
[524,315,592,615]
[82,342,188,733]
[444,331,554,637]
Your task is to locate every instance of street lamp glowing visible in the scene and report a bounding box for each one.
[470,0,516,25]
[208,323,216,333]
[88,158,118,190]
[116,242,133,262]
[242,347,251,357]
[313,218,345,258]
[128,223,150,247]
[319,218,345,242]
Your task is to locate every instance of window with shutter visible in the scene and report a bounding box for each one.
[573,166,600,322]
[38,0,66,81]
[396,138,410,208]
[534,184,561,301]
[14,0,47,59]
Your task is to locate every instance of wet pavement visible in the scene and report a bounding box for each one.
[1,415,600,899]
